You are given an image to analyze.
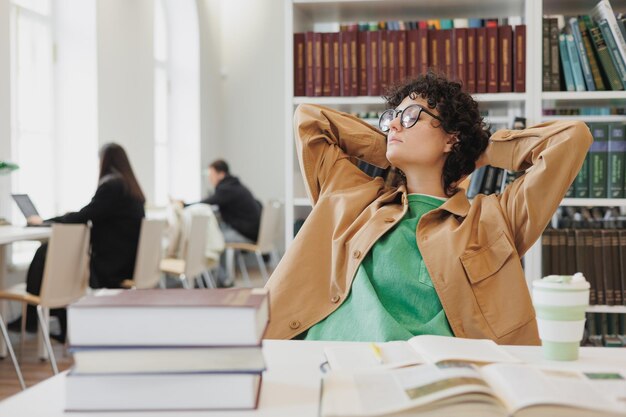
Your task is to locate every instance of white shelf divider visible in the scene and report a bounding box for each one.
[561,198,626,207]
[542,91,626,101]
[541,115,626,123]
[586,305,626,314]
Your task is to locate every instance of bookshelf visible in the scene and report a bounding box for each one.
[284,0,626,315]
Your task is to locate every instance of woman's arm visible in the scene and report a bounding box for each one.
[484,121,593,255]
[48,179,122,224]
[294,104,390,204]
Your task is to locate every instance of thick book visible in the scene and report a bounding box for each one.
[476,27,488,93]
[498,25,513,92]
[559,34,576,92]
[320,362,626,417]
[565,33,587,91]
[330,32,341,96]
[467,27,477,92]
[589,123,609,198]
[486,26,499,92]
[322,33,332,96]
[585,15,624,91]
[65,372,262,411]
[357,31,368,96]
[70,346,265,374]
[542,18,551,91]
[569,17,596,90]
[313,32,323,96]
[68,288,270,346]
[453,28,467,88]
[293,33,305,96]
[598,19,626,89]
[513,24,526,92]
[304,32,315,96]
[591,0,626,76]
[575,153,591,198]
[549,18,561,91]
[578,15,607,90]
[608,122,626,198]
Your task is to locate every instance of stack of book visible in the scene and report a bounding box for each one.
[65,288,269,411]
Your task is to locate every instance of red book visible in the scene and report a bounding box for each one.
[453,28,467,89]
[358,31,368,96]
[398,30,407,82]
[330,33,341,96]
[388,30,399,86]
[379,30,389,94]
[486,26,499,93]
[293,33,305,96]
[429,29,440,73]
[339,31,352,96]
[418,28,429,75]
[498,25,513,92]
[407,29,419,77]
[441,29,454,80]
[514,24,526,92]
[368,31,380,95]
[313,32,323,96]
[322,33,332,96]
[304,31,315,96]
[466,28,477,93]
[476,27,487,93]
[349,31,358,95]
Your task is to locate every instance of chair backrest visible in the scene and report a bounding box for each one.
[183,214,210,279]
[39,224,91,308]
[256,200,283,253]
[182,204,225,261]
[132,219,167,289]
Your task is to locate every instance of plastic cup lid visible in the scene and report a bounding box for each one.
[532,272,590,290]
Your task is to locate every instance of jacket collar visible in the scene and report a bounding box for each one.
[394,185,470,218]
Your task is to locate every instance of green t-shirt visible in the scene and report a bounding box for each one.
[304,194,454,342]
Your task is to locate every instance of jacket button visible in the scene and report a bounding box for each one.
[289,320,301,329]
[384,217,395,223]
[331,295,340,303]
[352,250,361,259]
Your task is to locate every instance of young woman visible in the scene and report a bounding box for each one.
[265,72,592,345]
[18,143,145,340]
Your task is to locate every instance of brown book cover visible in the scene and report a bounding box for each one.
[602,230,615,306]
[398,30,407,83]
[358,31,368,96]
[566,229,577,275]
[574,230,595,304]
[514,25,526,92]
[542,229,553,276]
[313,32,323,96]
[407,29,419,77]
[584,230,598,305]
[340,31,352,96]
[550,229,560,275]
[331,33,341,96]
[387,30,399,86]
[593,229,606,305]
[304,31,315,96]
[418,27,429,76]
[558,229,568,275]
[476,27,488,93]
[322,33,332,96]
[486,26,499,93]
[429,29,440,74]
[618,230,626,305]
[379,30,389,94]
[467,28,477,93]
[498,25,513,92]
[349,31,358,95]
[610,230,622,306]
[441,29,454,81]
[368,30,380,95]
[453,28,467,89]
[294,33,306,96]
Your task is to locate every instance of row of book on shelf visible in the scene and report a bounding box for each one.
[64,288,269,411]
[544,0,626,91]
[293,17,526,97]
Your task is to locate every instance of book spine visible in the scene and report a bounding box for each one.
[598,19,626,89]
[593,230,606,305]
[611,230,622,306]
[398,30,407,82]
[313,32,323,96]
[513,25,526,92]
[467,28,477,93]
[387,30,398,86]
[593,0,626,71]
[349,31,358,95]
[542,18,551,91]
[331,33,341,96]
[442,29,454,81]
[589,123,609,198]
[575,153,590,198]
[619,230,626,306]
[418,28,429,75]
[569,17,596,91]
[379,30,389,94]
[340,31,351,96]
[565,34,587,91]
[407,29,418,77]
[558,34,576,92]
[486,26,499,93]
[293,33,306,96]
[454,28,467,89]
[476,27,487,93]
[579,16,606,91]
[322,33,332,96]
[368,31,380,95]
[498,25,512,92]
[608,122,626,198]
[358,31,368,96]
[549,18,561,91]
[429,29,440,74]
[603,230,615,306]
[304,32,315,96]
[586,16,624,91]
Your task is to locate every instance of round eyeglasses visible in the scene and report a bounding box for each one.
[378,104,442,133]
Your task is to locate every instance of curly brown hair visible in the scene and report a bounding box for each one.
[383,71,490,197]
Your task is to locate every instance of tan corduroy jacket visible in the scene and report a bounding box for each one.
[265,104,593,345]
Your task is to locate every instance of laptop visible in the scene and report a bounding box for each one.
[11,194,52,227]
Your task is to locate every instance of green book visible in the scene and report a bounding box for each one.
[598,19,626,89]
[608,123,626,198]
[575,153,590,198]
[589,123,609,198]
[578,16,606,90]
[583,15,623,90]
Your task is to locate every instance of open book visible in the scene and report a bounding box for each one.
[321,362,626,417]
[324,335,521,371]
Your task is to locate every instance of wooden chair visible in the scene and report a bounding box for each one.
[121,219,167,289]
[0,224,90,374]
[160,215,215,288]
[225,200,283,285]
[0,313,25,390]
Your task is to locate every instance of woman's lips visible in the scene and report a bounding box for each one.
[388,136,403,144]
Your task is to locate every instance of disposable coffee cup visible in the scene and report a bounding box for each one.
[532,273,590,361]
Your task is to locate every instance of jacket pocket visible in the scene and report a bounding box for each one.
[460,232,533,338]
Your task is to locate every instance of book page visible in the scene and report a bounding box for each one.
[324,342,424,371]
[321,364,503,417]
[481,364,626,415]
[409,335,522,365]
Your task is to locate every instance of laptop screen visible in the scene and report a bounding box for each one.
[11,194,40,218]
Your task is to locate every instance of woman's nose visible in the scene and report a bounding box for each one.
[388,112,402,131]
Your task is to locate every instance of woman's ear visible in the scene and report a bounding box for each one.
[443,134,459,153]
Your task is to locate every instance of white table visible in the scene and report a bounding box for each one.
[0,226,51,357]
[0,340,625,416]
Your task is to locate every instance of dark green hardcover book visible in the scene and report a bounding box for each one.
[578,16,606,90]
[598,19,626,89]
[575,153,590,198]
[608,122,626,198]
[583,15,623,90]
[542,18,551,91]
[549,18,561,91]
[589,123,609,198]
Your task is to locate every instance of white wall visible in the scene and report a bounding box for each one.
[0,0,11,220]
[198,0,286,203]
[96,0,155,203]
